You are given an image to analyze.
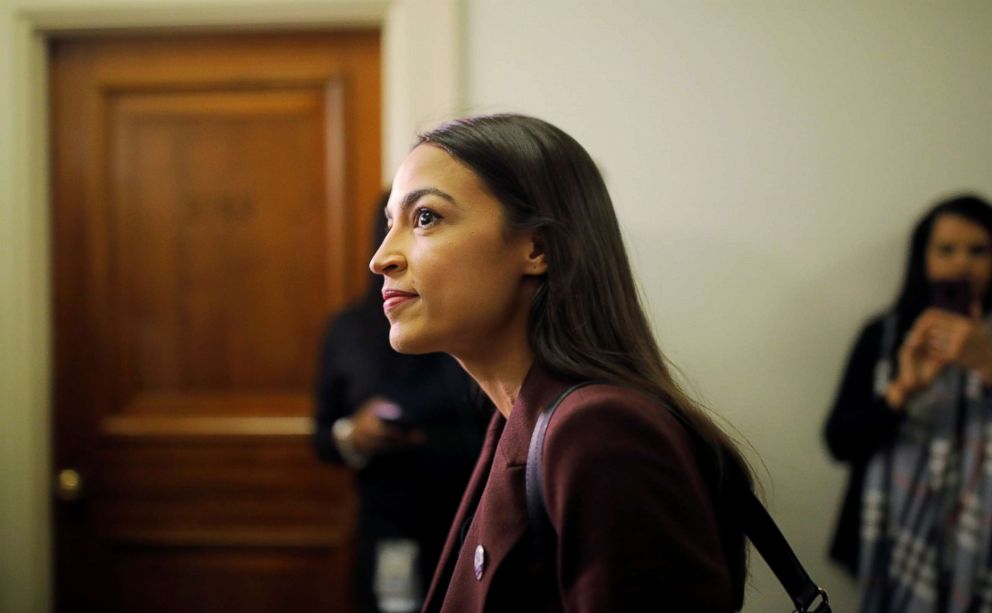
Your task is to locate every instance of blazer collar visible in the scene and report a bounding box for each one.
[497,362,573,467]
[421,361,573,611]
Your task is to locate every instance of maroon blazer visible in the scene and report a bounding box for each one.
[422,364,735,612]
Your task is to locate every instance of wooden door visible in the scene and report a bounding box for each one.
[50,32,381,613]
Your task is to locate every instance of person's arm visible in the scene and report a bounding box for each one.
[823,319,906,463]
[313,318,357,465]
[543,394,734,612]
[313,315,427,467]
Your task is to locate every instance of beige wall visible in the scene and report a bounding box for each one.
[4,1,992,612]
[463,2,992,611]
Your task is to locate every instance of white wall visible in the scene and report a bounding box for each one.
[462,1,992,611]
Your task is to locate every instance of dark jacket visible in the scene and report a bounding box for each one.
[423,364,734,613]
[313,306,486,519]
[823,316,906,575]
[313,305,487,612]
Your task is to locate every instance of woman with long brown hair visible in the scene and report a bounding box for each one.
[371,114,753,611]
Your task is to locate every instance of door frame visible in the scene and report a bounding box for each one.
[6,2,461,610]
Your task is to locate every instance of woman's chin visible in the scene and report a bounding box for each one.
[388,328,434,355]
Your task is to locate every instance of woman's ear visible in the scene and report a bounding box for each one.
[524,233,548,276]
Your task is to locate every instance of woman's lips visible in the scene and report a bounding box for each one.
[382,289,418,314]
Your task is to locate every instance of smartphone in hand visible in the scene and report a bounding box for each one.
[930,279,972,316]
[373,401,416,431]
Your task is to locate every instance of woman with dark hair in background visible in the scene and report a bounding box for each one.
[825,195,992,613]
[313,196,486,613]
[370,114,754,612]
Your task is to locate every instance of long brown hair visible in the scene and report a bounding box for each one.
[421,114,753,607]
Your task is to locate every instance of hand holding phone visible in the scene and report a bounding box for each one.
[373,401,416,432]
[347,398,425,455]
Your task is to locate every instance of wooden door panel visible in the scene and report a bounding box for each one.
[51,32,380,613]
[110,86,337,406]
[94,440,352,545]
[110,547,349,613]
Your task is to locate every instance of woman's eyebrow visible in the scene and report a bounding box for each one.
[384,187,460,221]
[400,187,459,212]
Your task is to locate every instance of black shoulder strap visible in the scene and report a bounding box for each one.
[739,489,830,612]
[524,383,830,613]
[525,382,594,557]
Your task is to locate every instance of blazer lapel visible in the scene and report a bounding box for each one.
[432,365,572,612]
[440,455,529,611]
[422,411,505,612]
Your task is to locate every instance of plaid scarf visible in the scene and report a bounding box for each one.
[860,314,992,613]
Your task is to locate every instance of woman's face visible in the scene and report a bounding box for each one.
[369,144,545,357]
[925,213,992,300]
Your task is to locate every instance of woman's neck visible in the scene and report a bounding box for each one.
[453,280,540,417]
[456,346,535,418]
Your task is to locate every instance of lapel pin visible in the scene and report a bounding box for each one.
[474,544,486,581]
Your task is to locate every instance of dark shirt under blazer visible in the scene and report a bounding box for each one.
[423,364,735,613]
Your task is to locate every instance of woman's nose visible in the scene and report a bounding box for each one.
[369,232,406,276]
[952,250,972,271]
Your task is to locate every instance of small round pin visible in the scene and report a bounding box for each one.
[473,544,486,581]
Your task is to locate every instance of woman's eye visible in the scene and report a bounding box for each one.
[414,208,441,228]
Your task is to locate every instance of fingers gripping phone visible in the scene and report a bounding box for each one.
[372,401,417,431]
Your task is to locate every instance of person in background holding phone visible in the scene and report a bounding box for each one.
[313,195,486,613]
[825,194,992,613]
